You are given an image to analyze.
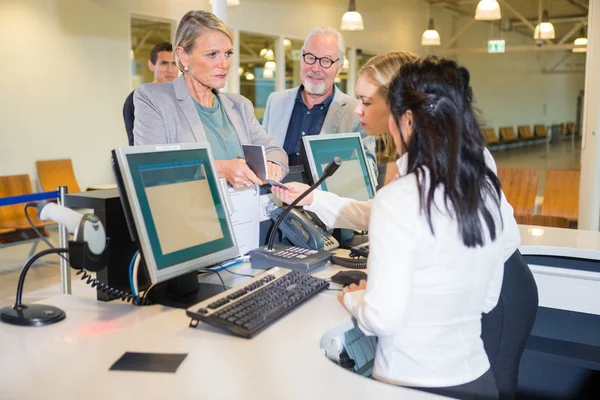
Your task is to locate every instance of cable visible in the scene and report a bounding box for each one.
[331,255,368,269]
[74,269,151,305]
[221,268,254,278]
[24,202,69,262]
[128,250,138,296]
[198,268,227,291]
[132,252,141,296]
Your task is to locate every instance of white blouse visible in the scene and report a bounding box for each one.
[308,150,520,388]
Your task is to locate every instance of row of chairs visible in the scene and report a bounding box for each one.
[0,159,82,248]
[484,122,579,147]
[497,167,580,228]
[483,125,548,146]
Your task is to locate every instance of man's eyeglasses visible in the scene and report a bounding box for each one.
[302,53,339,69]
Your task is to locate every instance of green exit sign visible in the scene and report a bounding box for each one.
[488,40,505,53]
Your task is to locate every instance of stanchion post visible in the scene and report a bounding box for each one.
[57,186,71,295]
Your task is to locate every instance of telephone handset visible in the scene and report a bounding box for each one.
[270,207,339,251]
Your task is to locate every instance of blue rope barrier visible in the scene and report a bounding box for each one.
[0,191,60,207]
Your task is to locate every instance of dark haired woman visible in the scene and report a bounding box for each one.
[338,57,520,399]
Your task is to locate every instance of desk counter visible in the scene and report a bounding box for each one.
[0,270,442,400]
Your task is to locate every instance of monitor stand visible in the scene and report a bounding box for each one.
[148,271,227,309]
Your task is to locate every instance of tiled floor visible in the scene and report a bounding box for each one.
[0,138,583,305]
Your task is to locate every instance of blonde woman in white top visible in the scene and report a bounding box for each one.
[274,57,524,399]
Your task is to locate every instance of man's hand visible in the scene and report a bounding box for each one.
[215,159,263,189]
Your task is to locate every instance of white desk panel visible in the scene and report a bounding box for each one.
[0,291,445,400]
[518,225,600,315]
[519,225,600,260]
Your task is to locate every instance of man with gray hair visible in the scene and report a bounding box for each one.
[262,27,376,173]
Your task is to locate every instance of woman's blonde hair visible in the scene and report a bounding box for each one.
[358,51,418,161]
[174,10,234,71]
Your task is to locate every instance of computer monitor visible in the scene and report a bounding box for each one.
[112,143,239,306]
[301,133,376,201]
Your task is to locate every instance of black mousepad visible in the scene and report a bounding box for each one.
[109,352,187,373]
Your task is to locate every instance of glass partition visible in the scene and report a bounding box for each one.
[239,32,278,121]
[130,16,175,89]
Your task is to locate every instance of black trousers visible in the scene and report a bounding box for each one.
[481,250,539,399]
[416,369,499,400]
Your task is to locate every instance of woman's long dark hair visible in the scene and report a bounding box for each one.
[387,57,502,248]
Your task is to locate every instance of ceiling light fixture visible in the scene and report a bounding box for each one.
[475,0,501,21]
[421,19,441,46]
[533,10,555,40]
[264,61,276,70]
[574,28,588,46]
[341,0,364,31]
[262,68,274,79]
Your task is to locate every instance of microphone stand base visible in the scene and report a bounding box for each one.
[249,243,332,273]
[0,304,66,327]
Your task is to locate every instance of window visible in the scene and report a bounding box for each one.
[130,16,175,89]
[239,32,278,120]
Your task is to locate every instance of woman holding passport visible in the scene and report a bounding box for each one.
[273,55,537,400]
[133,10,287,189]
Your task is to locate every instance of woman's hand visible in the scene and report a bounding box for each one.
[271,182,314,206]
[266,162,284,182]
[215,159,263,189]
[337,279,367,306]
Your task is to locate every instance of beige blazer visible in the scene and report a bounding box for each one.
[133,75,288,174]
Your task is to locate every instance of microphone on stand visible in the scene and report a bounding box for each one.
[249,157,342,272]
[267,157,342,250]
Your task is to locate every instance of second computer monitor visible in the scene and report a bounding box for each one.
[302,133,376,201]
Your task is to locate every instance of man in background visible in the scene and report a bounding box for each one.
[262,27,376,175]
[123,42,177,145]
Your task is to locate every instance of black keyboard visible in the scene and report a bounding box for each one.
[186,267,329,338]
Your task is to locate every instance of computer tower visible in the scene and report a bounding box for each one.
[64,189,149,301]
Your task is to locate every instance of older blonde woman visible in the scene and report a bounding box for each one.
[134,10,288,189]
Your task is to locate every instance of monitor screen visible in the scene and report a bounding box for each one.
[112,144,238,284]
[302,133,376,201]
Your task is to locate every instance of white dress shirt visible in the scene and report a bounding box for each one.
[308,150,520,388]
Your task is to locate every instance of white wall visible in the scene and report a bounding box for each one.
[0,0,427,190]
[442,15,586,133]
[0,1,584,191]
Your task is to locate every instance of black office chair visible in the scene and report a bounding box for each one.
[123,91,135,146]
[481,249,539,399]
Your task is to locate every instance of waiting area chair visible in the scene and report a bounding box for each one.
[533,124,548,139]
[499,127,518,143]
[483,128,499,145]
[497,167,538,216]
[517,125,534,140]
[36,158,82,194]
[0,174,56,258]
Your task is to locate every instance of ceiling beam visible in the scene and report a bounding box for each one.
[558,20,586,44]
[437,43,583,55]
[499,0,553,45]
[444,18,475,49]
[566,0,589,12]
[511,15,588,27]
